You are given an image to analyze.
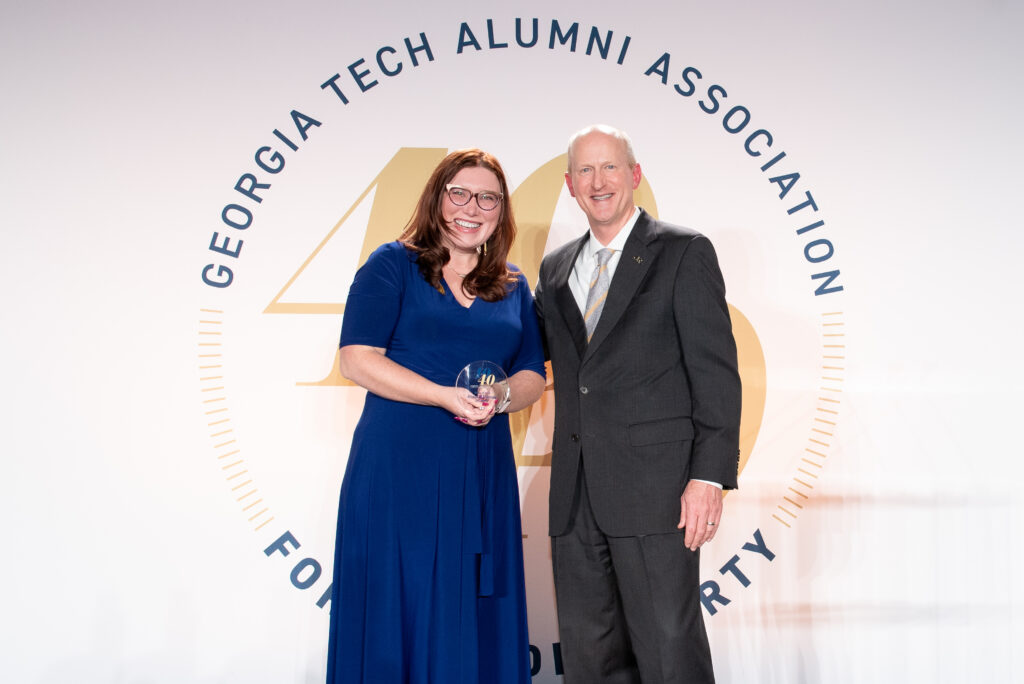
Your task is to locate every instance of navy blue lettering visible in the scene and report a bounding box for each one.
[699,84,727,115]
[674,65,701,96]
[376,46,402,76]
[264,531,300,557]
[234,173,269,203]
[201,264,233,288]
[768,172,799,199]
[209,232,242,258]
[788,192,819,215]
[529,645,541,676]
[549,20,579,51]
[586,28,613,59]
[348,58,378,92]
[221,204,252,230]
[617,35,631,65]
[796,220,825,236]
[804,238,834,263]
[700,580,731,616]
[272,129,297,151]
[404,33,433,66]
[744,129,772,157]
[487,19,508,48]
[516,18,539,47]
[552,642,564,676]
[645,52,671,84]
[290,110,321,141]
[320,74,350,104]
[742,528,776,560]
[722,105,751,134]
[290,557,322,590]
[812,270,844,295]
[759,150,786,171]
[255,146,285,174]
[719,555,751,588]
[457,23,482,53]
[317,583,332,609]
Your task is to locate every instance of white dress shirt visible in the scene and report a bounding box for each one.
[568,209,640,314]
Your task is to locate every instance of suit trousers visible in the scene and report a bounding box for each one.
[551,463,715,684]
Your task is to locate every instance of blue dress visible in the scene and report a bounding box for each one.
[327,242,546,684]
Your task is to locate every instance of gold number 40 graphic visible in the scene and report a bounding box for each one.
[264,148,764,472]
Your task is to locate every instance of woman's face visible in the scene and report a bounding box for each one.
[440,166,503,256]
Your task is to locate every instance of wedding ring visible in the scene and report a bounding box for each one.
[707,522,716,526]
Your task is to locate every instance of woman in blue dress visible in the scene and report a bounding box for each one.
[327,149,547,684]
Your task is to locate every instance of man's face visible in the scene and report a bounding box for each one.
[565,131,642,234]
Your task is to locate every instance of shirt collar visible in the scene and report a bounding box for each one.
[586,207,641,256]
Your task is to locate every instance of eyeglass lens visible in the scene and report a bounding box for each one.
[447,186,500,211]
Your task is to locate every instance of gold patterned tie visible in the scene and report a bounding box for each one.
[584,248,614,342]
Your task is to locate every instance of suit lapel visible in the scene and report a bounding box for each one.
[553,234,589,360]
[584,211,657,362]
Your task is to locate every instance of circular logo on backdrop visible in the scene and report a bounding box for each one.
[194,14,845,679]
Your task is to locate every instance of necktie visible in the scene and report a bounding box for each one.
[584,248,614,341]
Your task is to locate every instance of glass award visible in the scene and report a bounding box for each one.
[455,360,511,414]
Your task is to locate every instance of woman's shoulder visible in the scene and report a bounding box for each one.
[369,240,416,261]
[352,242,418,292]
[362,240,418,272]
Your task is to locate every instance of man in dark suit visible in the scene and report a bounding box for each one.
[534,125,741,684]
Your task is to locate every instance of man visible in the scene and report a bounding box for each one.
[534,125,741,684]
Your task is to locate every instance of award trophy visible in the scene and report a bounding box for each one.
[455,360,511,415]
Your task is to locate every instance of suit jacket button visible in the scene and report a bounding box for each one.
[571,433,580,442]
[580,386,589,394]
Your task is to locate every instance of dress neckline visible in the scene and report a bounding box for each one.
[440,278,477,310]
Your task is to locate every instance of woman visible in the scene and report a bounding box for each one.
[326,149,546,684]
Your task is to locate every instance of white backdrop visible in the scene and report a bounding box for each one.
[3,1,1022,682]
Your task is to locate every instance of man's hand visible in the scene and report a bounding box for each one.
[678,480,723,551]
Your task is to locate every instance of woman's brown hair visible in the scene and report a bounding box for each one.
[399,148,518,301]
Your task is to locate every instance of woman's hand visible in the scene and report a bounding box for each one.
[448,386,498,427]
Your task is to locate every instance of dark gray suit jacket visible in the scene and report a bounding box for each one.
[535,210,741,537]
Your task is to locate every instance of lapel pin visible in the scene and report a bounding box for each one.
[633,255,644,264]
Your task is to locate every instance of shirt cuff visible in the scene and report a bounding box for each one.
[691,478,723,489]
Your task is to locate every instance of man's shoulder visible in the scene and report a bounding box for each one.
[635,215,722,268]
[639,212,705,244]
[547,235,585,259]
[539,234,585,273]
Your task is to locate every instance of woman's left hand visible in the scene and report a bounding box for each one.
[453,387,498,427]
